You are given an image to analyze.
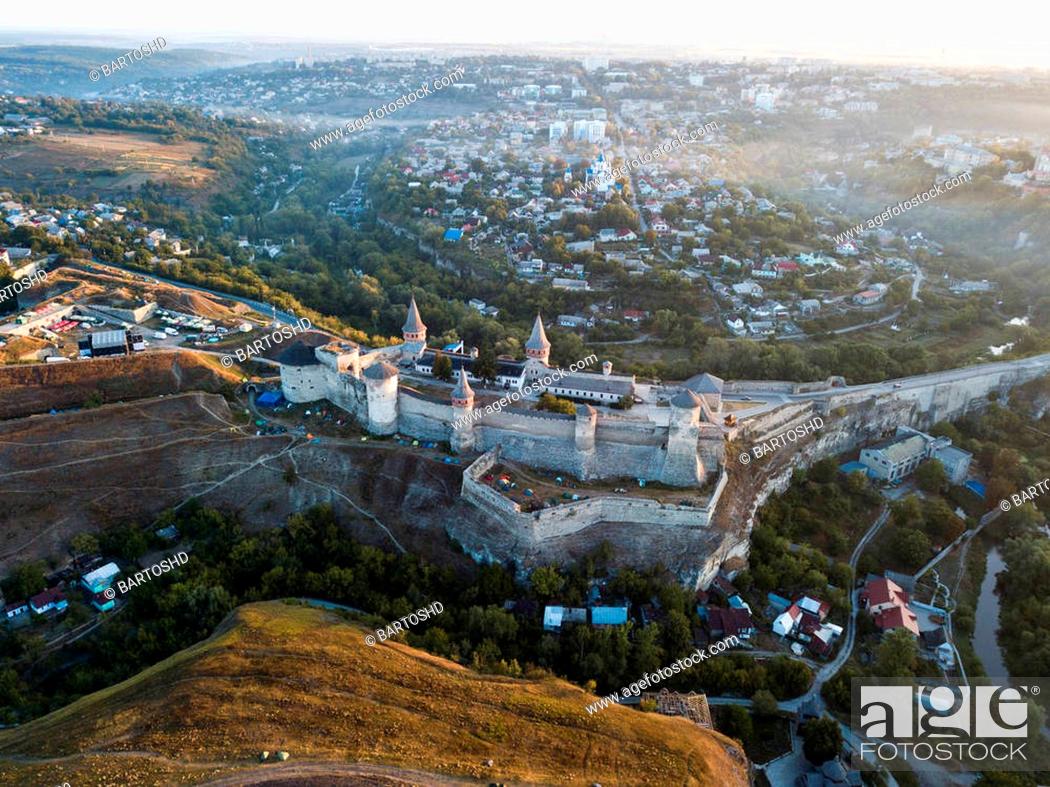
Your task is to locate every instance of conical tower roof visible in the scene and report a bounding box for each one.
[402,296,426,334]
[451,367,474,401]
[525,314,550,351]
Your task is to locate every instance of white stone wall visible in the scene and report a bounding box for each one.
[280,364,329,404]
[461,447,724,544]
[398,389,453,441]
[365,376,398,434]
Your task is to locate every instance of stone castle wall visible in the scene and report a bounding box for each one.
[398,388,452,441]
[461,447,730,543]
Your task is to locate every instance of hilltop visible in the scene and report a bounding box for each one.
[0,601,749,786]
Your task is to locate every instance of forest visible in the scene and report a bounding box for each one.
[0,502,810,726]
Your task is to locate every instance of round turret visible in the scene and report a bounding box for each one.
[451,367,475,408]
[364,361,399,381]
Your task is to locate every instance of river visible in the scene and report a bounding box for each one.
[972,547,1009,680]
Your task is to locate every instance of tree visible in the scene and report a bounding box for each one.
[530,565,564,601]
[752,688,779,717]
[1,562,47,601]
[915,459,948,494]
[891,527,931,570]
[719,704,753,742]
[473,345,498,383]
[661,610,693,658]
[875,628,919,677]
[800,715,842,764]
[432,351,453,381]
[69,532,100,572]
[616,394,634,410]
[536,393,576,415]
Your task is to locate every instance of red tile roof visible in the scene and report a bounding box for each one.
[29,586,65,609]
[874,605,919,636]
[708,606,754,637]
[863,577,909,608]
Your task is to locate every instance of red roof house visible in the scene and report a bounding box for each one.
[862,577,919,636]
[707,607,755,640]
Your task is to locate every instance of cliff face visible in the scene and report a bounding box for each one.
[717,366,1050,582]
[0,601,751,787]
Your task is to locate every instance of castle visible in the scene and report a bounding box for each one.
[277,297,727,487]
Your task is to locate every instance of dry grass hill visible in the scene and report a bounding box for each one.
[0,601,749,786]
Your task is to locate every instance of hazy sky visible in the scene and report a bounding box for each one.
[9,0,1050,69]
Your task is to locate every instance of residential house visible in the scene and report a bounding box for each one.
[29,586,68,616]
[853,289,884,306]
[81,562,120,594]
[725,316,747,336]
[798,299,821,315]
[861,577,919,636]
[707,607,755,641]
[557,314,590,329]
[543,606,588,631]
[590,606,629,626]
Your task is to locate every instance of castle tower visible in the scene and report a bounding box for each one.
[658,390,704,487]
[401,296,427,363]
[450,367,476,454]
[363,361,399,435]
[524,314,551,380]
[573,403,598,479]
[316,340,360,376]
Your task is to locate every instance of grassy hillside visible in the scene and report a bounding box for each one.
[0,600,749,786]
[0,349,237,419]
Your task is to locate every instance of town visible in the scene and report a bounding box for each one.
[0,18,1048,787]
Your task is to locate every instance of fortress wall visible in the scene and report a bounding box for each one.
[327,375,368,422]
[528,496,715,540]
[723,380,797,394]
[463,473,524,519]
[594,418,665,446]
[398,390,452,441]
[476,427,583,477]
[281,365,329,404]
[739,402,817,441]
[589,442,665,481]
[460,449,721,545]
[480,408,576,436]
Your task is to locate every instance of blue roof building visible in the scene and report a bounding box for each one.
[590,606,629,626]
[81,562,120,594]
[767,592,791,613]
[443,228,463,242]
